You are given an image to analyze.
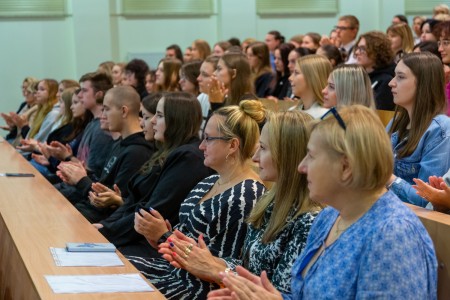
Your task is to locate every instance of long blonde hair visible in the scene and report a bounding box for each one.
[28,79,59,138]
[247,111,320,243]
[296,55,332,105]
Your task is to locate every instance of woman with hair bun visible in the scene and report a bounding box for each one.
[158,110,321,298]
[128,99,267,299]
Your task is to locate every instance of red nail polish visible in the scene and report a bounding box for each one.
[172,252,177,257]
[167,238,172,242]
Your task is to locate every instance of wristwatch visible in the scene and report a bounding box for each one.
[157,231,173,245]
[64,155,73,162]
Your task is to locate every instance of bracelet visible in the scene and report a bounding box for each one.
[157,231,172,245]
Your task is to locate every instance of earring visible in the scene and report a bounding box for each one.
[226,153,230,162]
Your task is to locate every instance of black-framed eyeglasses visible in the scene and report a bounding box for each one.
[202,136,232,144]
[321,107,347,130]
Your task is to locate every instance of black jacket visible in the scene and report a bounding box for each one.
[369,63,396,111]
[255,72,275,98]
[99,137,215,257]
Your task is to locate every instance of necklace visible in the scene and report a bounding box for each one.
[334,216,349,236]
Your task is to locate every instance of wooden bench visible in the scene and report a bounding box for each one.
[259,98,299,112]
[0,140,166,300]
[406,203,450,299]
[376,109,395,127]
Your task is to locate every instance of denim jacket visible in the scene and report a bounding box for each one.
[388,114,450,207]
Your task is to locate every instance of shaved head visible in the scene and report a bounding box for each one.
[105,86,141,116]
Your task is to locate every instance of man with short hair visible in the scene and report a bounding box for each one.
[48,72,114,177]
[322,15,360,64]
[165,44,183,62]
[265,30,284,71]
[335,15,359,64]
[57,86,154,222]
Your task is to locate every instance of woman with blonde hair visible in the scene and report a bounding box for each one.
[246,42,275,97]
[322,64,375,109]
[158,110,320,297]
[21,79,59,145]
[289,54,332,118]
[387,23,415,62]
[112,62,126,86]
[209,105,437,299]
[127,100,266,299]
[191,39,211,60]
[386,52,450,208]
[155,58,182,92]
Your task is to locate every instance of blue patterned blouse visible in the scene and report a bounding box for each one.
[283,191,437,300]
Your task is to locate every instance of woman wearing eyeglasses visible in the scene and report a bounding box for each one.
[154,111,320,298]
[127,100,266,299]
[354,31,396,111]
[386,52,450,208]
[208,105,437,300]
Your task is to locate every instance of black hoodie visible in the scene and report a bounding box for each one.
[369,62,396,111]
[72,132,154,222]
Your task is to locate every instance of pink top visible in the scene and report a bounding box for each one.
[447,82,450,116]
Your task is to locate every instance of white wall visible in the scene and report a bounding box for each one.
[0,0,426,127]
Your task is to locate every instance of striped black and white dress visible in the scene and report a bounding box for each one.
[128,174,265,299]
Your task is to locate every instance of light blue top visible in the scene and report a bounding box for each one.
[283,191,437,300]
[31,103,61,142]
[388,114,450,207]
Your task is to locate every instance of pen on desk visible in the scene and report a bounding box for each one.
[371,81,379,89]
[0,173,35,177]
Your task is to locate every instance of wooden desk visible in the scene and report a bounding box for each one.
[406,203,450,299]
[0,140,166,299]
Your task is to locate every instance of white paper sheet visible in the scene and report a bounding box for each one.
[50,247,124,267]
[45,273,154,293]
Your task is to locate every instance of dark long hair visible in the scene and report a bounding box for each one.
[141,92,202,173]
[388,52,446,158]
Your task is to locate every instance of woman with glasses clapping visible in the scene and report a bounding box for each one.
[127,100,266,299]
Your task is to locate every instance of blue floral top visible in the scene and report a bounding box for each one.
[283,191,437,300]
[388,114,450,207]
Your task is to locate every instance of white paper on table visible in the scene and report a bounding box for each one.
[45,273,154,293]
[50,247,124,267]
